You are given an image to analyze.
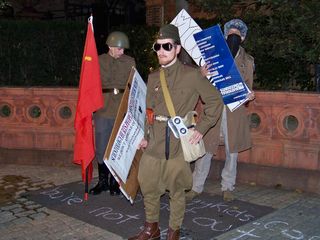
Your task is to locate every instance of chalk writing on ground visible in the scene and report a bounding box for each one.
[26,182,273,240]
[229,220,320,240]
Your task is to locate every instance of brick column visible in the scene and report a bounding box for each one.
[145,0,177,26]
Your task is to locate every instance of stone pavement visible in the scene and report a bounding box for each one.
[0,163,319,240]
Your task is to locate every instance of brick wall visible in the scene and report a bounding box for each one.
[145,0,214,26]
[145,0,179,26]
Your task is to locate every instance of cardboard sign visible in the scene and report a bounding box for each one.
[103,67,146,204]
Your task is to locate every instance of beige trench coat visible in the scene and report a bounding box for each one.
[204,46,254,154]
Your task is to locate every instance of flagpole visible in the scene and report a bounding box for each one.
[84,14,91,202]
[85,167,89,200]
[73,13,103,202]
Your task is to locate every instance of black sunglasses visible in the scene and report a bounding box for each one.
[152,42,175,52]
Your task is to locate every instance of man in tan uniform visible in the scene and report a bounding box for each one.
[129,24,222,240]
[90,31,136,196]
[186,19,255,202]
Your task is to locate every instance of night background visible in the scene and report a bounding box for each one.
[0,0,319,91]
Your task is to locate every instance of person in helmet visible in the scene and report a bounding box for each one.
[90,31,136,196]
[186,19,255,202]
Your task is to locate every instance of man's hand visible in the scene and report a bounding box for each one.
[200,64,209,77]
[189,129,203,144]
[247,91,255,101]
[200,63,215,77]
[138,138,148,149]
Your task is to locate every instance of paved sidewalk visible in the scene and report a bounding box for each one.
[0,163,319,240]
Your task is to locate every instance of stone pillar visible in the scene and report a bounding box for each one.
[145,0,177,26]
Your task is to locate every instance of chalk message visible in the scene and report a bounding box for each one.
[30,183,274,240]
[231,220,320,240]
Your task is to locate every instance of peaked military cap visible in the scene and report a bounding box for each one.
[157,24,181,44]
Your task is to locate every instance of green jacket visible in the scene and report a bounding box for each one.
[95,53,136,118]
[145,60,223,159]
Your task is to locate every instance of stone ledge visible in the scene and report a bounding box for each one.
[210,160,320,195]
[0,148,74,167]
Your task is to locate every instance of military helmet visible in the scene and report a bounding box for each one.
[106,31,130,49]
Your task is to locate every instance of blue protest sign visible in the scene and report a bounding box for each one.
[193,25,249,105]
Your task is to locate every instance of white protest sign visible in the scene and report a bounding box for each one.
[171,9,249,111]
[104,68,146,184]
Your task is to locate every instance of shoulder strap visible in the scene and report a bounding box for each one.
[160,68,176,117]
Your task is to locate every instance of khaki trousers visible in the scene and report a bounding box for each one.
[138,153,192,230]
[192,152,213,193]
[220,107,238,191]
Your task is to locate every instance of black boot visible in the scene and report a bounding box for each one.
[109,175,120,195]
[89,163,109,195]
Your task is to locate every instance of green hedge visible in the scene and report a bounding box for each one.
[1,15,319,91]
[0,20,159,87]
[191,0,320,91]
[0,20,85,86]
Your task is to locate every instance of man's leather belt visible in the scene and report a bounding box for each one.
[102,88,125,95]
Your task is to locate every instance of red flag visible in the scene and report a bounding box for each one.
[73,16,103,187]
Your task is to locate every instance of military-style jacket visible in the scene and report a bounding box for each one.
[204,46,255,154]
[145,60,223,159]
[95,53,136,118]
